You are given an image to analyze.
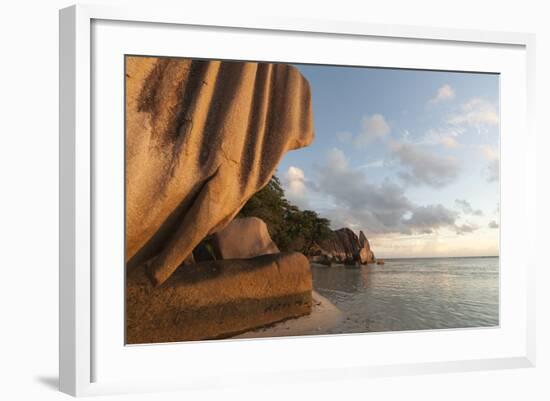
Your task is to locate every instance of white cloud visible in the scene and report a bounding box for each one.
[419,128,463,148]
[430,84,455,104]
[286,166,305,194]
[479,145,499,161]
[390,142,460,187]
[488,220,499,229]
[439,135,459,148]
[284,166,309,209]
[358,159,385,169]
[448,98,499,127]
[354,114,390,145]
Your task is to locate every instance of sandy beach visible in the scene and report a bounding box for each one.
[234,290,344,339]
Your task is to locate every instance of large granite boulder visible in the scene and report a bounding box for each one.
[126,252,312,343]
[318,228,361,264]
[312,228,375,265]
[358,248,370,264]
[211,217,279,259]
[358,230,375,264]
[359,231,368,248]
[125,56,314,285]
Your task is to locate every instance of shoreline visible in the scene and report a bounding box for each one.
[233,290,344,339]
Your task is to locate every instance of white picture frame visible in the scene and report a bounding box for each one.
[59,4,536,397]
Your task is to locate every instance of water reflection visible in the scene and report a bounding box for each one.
[312,265,367,294]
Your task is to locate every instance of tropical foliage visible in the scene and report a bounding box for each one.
[238,175,332,253]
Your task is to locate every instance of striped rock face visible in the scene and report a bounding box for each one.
[126,252,312,343]
[125,57,314,285]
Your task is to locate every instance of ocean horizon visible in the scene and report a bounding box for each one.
[380,255,499,260]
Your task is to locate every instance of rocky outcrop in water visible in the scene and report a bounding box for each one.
[125,56,314,285]
[309,228,376,266]
[358,230,375,264]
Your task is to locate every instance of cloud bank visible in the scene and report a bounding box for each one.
[309,148,474,236]
[390,142,460,187]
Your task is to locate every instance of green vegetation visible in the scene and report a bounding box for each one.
[238,175,332,253]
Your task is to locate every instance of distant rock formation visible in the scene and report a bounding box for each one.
[126,252,312,343]
[309,228,375,266]
[358,230,375,264]
[320,228,361,264]
[359,231,368,248]
[125,56,314,285]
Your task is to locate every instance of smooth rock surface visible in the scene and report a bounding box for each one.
[211,217,279,259]
[125,56,314,285]
[358,230,375,264]
[126,252,312,344]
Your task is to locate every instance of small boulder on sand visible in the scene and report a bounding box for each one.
[211,217,279,260]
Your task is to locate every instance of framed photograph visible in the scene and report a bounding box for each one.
[59,4,536,396]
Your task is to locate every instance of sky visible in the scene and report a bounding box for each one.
[276,64,500,258]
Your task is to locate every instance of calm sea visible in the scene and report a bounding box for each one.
[311,256,499,333]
